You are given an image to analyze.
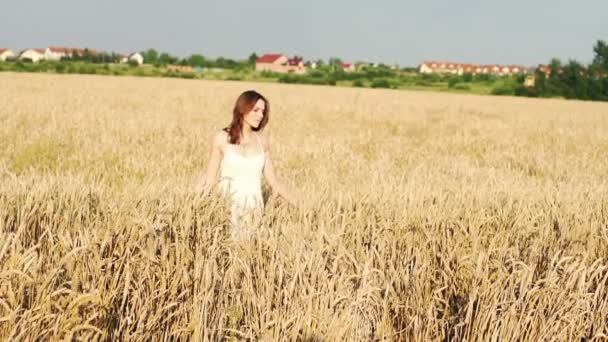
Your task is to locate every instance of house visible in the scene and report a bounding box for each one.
[419,61,437,74]
[286,56,307,74]
[255,53,306,74]
[45,47,70,61]
[0,48,15,61]
[19,48,46,62]
[419,60,529,76]
[537,64,552,75]
[461,64,475,74]
[44,47,97,60]
[524,75,535,87]
[120,52,144,65]
[341,63,356,72]
[255,53,288,73]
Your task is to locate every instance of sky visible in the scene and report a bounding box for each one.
[1,0,606,67]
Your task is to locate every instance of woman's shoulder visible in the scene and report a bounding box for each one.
[257,132,271,150]
[210,129,229,147]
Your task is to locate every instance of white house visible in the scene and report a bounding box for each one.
[420,60,529,76]
[419,61,436,74]
[121,52,144,65]
[19,48,46,62]
[0,48,15,61]
[45,47,88,61]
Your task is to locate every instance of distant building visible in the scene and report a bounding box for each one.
[341,63,356,72]
[0,48,15,61]
[120,52,144,65]
[255,53,306,74]
[255,54,288,73]
[45,47,93,61]
[287,56,306,74]
[19,48,46,62]
[536,64,552,76]
[419,60,528,76]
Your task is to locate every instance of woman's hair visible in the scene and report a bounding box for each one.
[223,90,270,144]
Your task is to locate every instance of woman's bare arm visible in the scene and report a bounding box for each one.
[193,131,224,195]
[260,134,300,207]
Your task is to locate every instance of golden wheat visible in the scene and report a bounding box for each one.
[0,72,607,341]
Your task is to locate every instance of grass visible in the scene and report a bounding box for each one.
[0,72,607,340]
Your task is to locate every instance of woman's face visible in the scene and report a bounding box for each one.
[243,99,266,129]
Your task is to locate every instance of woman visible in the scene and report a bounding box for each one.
[194,90,299,240]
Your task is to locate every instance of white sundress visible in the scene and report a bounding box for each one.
[217,135,265,240]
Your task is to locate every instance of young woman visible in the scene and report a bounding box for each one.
[194,90,299,240]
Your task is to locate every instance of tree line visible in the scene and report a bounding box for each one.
[522,40,608,101]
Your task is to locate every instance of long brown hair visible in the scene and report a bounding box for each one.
[223,90,270,144]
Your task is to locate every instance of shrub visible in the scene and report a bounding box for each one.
[55,62,67,73]
[78,64,96,75]
[514,84,537,97]
[448,76,461,88]
[452,83,471,90]
[308,70,326,78]
[180,72,196,79]
[371,78,391,88]
[278,74,299,84]
[491,84,515,95]
[421,73,441,82]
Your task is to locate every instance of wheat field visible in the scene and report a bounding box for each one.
[0,72,607,341]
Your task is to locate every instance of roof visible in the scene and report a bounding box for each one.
[0,48,10,54]
[20,48,46,54]
[287,56,303,66]
[256,54,285,64]
[48,46,97,55]
[420,60,530,73]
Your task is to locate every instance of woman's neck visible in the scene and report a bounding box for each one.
[241,125,254,143]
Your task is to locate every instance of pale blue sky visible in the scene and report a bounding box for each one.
[1,0,606,67]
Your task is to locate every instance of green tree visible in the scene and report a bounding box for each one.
[248,52,258,64]
[548,58,562,78]
[158,52,178,65]
[187,54,206,67]
[592,40,608,71]
[82,48,93,62]
[562,59,588,99]
[328,57,342,69]
[142,49,158,64]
